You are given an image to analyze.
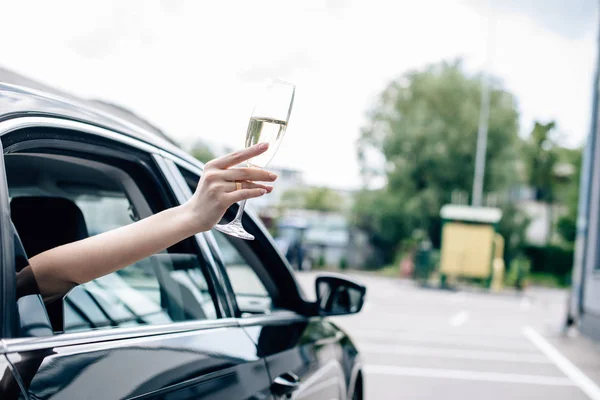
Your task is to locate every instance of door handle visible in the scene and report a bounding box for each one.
[271,372,300,398]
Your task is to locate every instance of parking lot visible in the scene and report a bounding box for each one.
[295,271,600,400]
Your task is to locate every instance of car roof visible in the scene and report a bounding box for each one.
[0,82,201,167]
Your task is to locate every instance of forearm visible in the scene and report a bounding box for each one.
[29,202,200,302]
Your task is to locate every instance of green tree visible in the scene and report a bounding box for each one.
[304,187,344,212]
[190,141,216,163]
[524,121,558,202]
[555,147,583,243]
[280,188,307,210]
[280,187,344,212]
[522,121,581,244]
[523,121,557,245]
[355,60,522,264]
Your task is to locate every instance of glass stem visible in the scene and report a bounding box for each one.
[233,199,247,223]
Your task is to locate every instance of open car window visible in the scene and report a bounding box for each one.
[6,143,218,334]
[176,165,278,316]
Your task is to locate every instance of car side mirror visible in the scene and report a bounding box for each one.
[315,274,366,316]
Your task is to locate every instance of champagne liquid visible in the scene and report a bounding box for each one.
[245,117,287,168]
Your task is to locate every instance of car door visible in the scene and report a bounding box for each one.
[0,118,272,400]
[167,160,348,400]
[210,233,346,400]
[0,130,24,399]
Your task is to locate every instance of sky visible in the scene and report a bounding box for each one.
[0,0,597,189]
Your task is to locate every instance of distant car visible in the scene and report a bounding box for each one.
[0,82,365,400]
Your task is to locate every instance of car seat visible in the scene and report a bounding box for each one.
[11,196,90,332]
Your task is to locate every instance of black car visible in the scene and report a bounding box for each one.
[0,83,365,399]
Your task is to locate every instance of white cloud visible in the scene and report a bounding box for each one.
[1,0,596,189]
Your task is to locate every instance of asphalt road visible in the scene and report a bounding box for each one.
[294,271,600,400]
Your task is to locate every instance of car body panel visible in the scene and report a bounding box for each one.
[0,83,198,168]
[241,316,350,400]
[4,323,272,400]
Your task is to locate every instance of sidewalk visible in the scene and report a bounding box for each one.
[545,328,600,394]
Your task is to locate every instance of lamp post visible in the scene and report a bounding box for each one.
[472,0,495,207]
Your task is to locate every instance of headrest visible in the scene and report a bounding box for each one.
[11,197,89,258]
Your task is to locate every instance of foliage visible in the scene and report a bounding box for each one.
[190,141,216,164]
[506,253,530,289]
[355,60,521,264]
[556,215,577,243]
[281,187,344,212]
[317,254,326,267]
[521,121,556,245]
[528,272,570,288]
[376,264,400,278]
[304,187,344,212]
[556,147,583,243]
[522,244,573,286]
[523,121,558,202]
[521,122,582,245]
[513,126,580,277]
[352,188,412,264]
[339,257,348,270]
[497,202,530,265]
[280,188,306,210]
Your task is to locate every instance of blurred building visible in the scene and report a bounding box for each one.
[277,209,371,269]
[248,166,306,217]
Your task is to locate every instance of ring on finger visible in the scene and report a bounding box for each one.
[235,181,242,191]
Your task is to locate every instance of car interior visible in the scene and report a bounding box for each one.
[5,151,220,334]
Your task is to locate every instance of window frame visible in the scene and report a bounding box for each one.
[166,159,313,318]
[210,229,281,316]
[0,117,231,339]
[0,137,15,338]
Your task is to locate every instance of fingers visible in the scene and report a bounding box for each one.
[219,167,277,183]
[207,143,269,169]
[198,144,276,209]
[224,181,274,193]
[226,188,269,203]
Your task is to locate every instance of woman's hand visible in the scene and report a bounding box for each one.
[185,143,277,232]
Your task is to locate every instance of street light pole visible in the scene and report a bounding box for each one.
[472,73,491,207]
[472,0,495,207]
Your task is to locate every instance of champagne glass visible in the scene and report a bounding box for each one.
[214,79,295,240]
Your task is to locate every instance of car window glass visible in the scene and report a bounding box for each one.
[6,151,218,335]
[212,230,273,315]
[67,195,218,332]
[76,196,133,235]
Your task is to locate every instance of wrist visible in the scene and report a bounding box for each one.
[178,200,209,236]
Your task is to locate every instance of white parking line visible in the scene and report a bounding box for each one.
[364,365,574,386]
[523,326,600,400]
[450,311,469,327]
[360,344,551,363]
